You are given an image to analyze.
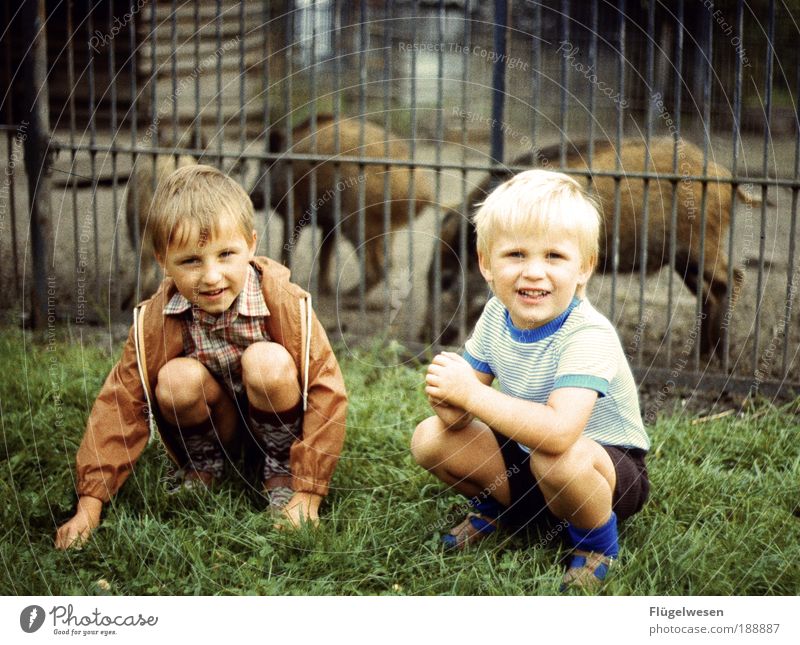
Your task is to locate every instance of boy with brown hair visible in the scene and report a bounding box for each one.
[411,169,650,590]
[55,165,347,549]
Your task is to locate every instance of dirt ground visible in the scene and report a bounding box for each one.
[1,130,798,413]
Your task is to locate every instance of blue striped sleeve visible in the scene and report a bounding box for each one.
[463,350,494,375]
[553,374,610,396]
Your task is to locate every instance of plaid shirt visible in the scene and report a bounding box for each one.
[163,264,270,398]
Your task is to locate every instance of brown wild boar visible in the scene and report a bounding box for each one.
[424,137,753,357]
[252,115,434,294]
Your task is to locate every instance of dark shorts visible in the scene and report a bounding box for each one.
[492,431,650,529]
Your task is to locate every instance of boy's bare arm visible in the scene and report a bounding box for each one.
[426,365,492,430]
[425,351,597,453]
[428,398,472,429]
[54,496,103,550]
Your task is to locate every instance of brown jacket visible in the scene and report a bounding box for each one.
[75,257,348,502]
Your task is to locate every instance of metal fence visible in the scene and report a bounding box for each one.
[2,0,798,398]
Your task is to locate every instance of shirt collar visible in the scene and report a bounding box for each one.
[163,264,269,319]
[237,264,269,317]
[504,296,581,343]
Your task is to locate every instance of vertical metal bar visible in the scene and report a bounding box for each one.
[194,1,202,151]
[610,0,626,324]
[216,0,223,166]
[129,0,141,302]
[724,0,744,374]
[753,0,775,381]
[666,0,684,366]
[239,0,246,180]
[261,1,271,252]
[530,0,540,160]
[283,8,295,273]
[431,0,445,342]
[109,0,120,314]
[171,0,178,147]
[695,4,712,370]
[149,0,158,299]
[149,0,158,175]
[333,3,342,292]
[407,0,419,326]
[783,54,800,379]
[382,0,392,326]
[308,0,319,300]
[559,0,569,167]
[3,1,21,298]
[458,0,473,344]
[5,116,21,297]
[489,0,507,169]
[22,0,54,328]
[637,0,655,367]
[88,3,100,306]
[66,0,77,308]
[587,0,597,168]
[358,0,367,315]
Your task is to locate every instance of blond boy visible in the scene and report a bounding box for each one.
[411,170,650,590]
[55,165,347,549]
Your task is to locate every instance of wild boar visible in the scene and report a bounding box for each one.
[424,137,753,357]
[252,114,434,294]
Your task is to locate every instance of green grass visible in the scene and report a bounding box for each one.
[1,326,798,595]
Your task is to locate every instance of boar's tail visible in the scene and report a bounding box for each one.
[735,183,777,207]
[735,184,759,205]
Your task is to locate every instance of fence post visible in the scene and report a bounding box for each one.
[489,0,508,180]
[21,0,53,330]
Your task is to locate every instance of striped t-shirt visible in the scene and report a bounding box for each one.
[464,296,649,452]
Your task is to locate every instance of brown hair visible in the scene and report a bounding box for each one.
[148,164,254,256]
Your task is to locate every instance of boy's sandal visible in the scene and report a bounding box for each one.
[442,512,498,550]
[560,549,615,591]
[173,468,217,493]
[264,486,294,512]
[262,476,294,520]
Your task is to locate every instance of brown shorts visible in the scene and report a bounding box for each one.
[491,431,650,529]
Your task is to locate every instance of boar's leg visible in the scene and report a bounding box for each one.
[317,226,336,295]
[676,252,731,358]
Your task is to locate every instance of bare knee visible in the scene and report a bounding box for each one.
[241,342,299,409]
[410,416,447,470]
[530,440,595,490]
[155,358,208,417]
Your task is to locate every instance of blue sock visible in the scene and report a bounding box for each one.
[566,512,619,558]
[441,496,502,549]
[470,496,502,519]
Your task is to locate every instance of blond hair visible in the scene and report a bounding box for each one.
[148,164,254,256]
[472,169,602,270]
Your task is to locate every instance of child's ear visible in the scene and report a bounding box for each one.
[478,249,493,283]
[155,252,166,273]
[577,255,596,288]
[248,229,258,257]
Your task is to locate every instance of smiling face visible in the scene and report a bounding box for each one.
[478,222,592,330]
[157,215,257,315]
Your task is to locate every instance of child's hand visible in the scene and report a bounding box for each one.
[54,496,103,550]
[428,395,472,430]
[275,491,322,530]
[425,352,480,410]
